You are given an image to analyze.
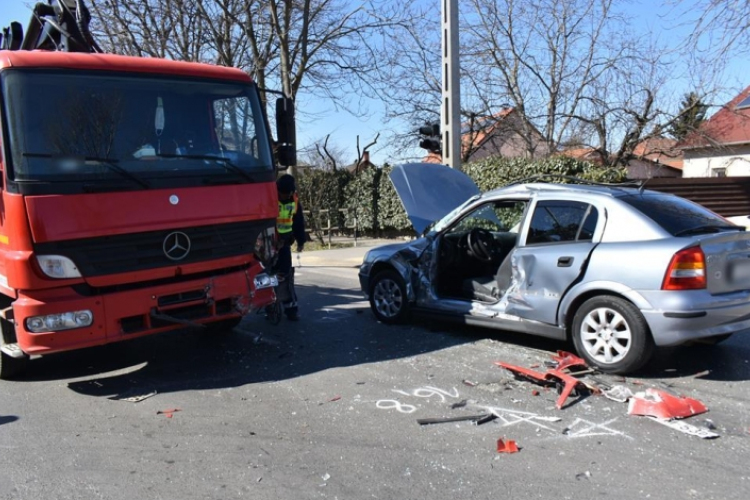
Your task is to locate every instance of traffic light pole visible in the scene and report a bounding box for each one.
[441,0,461,169]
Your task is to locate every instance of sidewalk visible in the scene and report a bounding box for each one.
[295,238,398,268]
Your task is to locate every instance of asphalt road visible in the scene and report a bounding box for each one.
[1,265,749,500]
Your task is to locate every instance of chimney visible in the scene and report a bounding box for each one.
[361,151,370,165]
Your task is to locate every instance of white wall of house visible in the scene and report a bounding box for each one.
[682,144,750,177]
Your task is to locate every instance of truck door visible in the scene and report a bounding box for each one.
[505,199,601,325]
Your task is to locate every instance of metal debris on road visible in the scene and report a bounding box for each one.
[417,414,492,426]
[109,390,157,403]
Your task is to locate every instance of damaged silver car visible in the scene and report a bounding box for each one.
[359,163,750,374]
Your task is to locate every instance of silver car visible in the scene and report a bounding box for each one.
[359,163,750,374]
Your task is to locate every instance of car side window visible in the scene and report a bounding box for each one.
[526,200,598,245]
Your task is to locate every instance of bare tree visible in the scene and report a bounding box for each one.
[679,0,750,58]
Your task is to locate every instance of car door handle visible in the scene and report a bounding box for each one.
[558,256,573,267]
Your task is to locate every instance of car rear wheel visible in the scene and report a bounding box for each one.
[572,296,654,374]
[369,270,409,324]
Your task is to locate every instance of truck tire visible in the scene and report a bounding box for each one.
[1,316,29,380]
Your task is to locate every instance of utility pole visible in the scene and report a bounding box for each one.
[441,0,461,169]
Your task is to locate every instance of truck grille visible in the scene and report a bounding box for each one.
[34,219,273,277]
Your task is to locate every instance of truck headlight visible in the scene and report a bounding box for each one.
[25,310,93,333]
[253,273,278,290]
[36,255,82,278]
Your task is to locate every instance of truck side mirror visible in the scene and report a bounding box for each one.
[275,97,296,167]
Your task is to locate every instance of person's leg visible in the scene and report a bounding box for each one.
[275,243,292,306]
[284,267,299,320]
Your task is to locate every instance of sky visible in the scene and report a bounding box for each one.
[1,0,745,166]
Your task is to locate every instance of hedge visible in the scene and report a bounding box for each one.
[295,156,627,237]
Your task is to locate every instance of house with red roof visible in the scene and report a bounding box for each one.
[679,85,750,177]
[423,108,550,164]
[556,138,682,179]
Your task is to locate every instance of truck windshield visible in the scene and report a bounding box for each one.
[2,70,273,185]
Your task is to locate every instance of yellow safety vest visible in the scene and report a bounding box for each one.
[277,195,298,234]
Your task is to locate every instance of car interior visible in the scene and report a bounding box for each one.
[434,200,528,302]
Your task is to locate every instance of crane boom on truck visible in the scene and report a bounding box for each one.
[0,0,297,378]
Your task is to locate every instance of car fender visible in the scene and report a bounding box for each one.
[365,240,428,303]
[557,280,654,327]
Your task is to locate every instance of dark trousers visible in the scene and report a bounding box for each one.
[275,237,298,314]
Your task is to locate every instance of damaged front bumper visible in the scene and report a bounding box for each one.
[12,266,277,356]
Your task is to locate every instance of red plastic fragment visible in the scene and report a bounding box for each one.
[495,361,591,410]
[495,362,550,384]
[550,350,588,372]
[531,390,540,396]
[157,408,181,418]
[496,438,519,453]
[627,388,708,419]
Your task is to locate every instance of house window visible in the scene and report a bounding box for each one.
[712,168,727,177]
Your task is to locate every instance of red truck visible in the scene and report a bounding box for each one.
[0,0,295,378]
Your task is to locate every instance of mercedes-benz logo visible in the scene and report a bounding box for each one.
[163,231,191,261]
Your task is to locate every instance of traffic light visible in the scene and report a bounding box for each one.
[418,122,441,154]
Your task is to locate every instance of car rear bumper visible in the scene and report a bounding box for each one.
[640,290,750,346]
[12,265,276,356]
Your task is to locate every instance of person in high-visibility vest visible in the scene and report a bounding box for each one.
[275,174,306,320]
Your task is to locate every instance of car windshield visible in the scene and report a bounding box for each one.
[2,70,273,183]
[620,193,743,236]
[426,195,481,235]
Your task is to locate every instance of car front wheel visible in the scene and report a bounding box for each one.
[572,295,654,374]
[369,270,410,324]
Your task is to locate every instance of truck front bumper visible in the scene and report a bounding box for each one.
[12,266,276,356]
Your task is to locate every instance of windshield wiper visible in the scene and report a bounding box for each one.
[22,153,149,189]
[155,153,254,183]
[674,224,744,237]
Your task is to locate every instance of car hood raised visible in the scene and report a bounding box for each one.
[389,163,480,235]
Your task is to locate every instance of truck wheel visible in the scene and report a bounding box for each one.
[1,316,29,380]
[0,351,29,380]
[572,295,654,374]
[369,270,410,324]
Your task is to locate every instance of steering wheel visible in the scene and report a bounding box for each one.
[467,227,495,263]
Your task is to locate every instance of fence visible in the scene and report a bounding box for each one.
[646,176,750,217]
[303,209,360,249]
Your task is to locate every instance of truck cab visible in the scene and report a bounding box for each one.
[0,1,294,378]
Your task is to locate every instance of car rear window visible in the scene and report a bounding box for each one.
[620,193,732,236]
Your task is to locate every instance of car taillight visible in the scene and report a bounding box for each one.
[662,246,706,290]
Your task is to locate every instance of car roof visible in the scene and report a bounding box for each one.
[484,182,668,200]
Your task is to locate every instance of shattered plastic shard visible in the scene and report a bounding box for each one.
[650,417,719,439]
[550,351,588,372]
[496,438,520,453]
[603,385,634,403]
[627,388,708,419]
